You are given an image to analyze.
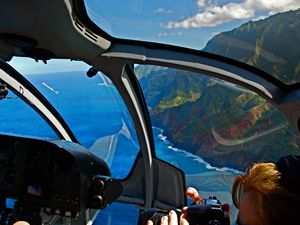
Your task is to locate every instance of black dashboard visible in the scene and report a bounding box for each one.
[0,134,122,223]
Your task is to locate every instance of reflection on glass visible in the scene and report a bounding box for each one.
[4,59,140,180]
[25,71,140,179]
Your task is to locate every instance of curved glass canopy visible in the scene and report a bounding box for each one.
[84,0,300,85]
[1,1,300,225]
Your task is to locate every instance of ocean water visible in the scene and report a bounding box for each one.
[1,71,240,225]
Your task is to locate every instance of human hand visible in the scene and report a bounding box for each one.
[13,221,30,225]
[186,187,230,213]
[186,187,204,204]
[146,210,189,225]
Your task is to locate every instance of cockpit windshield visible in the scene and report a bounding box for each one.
[135,64,298,168]
[4,58,140,179]
[84,0,300,85]
[134,63,298,222]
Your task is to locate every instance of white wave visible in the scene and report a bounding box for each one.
[153,126,243,175]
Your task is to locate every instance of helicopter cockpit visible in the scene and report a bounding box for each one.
[0,1,300,225]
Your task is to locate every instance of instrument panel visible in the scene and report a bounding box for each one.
[0,134,122,221]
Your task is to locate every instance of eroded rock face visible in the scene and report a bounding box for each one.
[149,84,295,171]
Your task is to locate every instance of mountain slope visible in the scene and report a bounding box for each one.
[202,9,300,84]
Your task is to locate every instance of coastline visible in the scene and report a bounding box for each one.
[154,126,243,175]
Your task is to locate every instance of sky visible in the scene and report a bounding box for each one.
[9,0,300,74]
[86,0,300,49]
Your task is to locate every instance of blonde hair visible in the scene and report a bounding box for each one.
[232,163,300,225]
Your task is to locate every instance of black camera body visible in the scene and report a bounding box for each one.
[138,197,230,225]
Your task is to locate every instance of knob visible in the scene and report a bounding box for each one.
[93,180,105,191]
[92,195,103,207]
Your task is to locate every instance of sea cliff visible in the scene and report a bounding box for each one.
[136,9,300,171]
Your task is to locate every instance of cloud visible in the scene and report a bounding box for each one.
[158,32,183,37]
[197,0,206,8]
[154,7,173,14]
[162,0,300,29]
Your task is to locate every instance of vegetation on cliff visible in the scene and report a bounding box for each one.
[135,9,300,171]
[202,8,300,84]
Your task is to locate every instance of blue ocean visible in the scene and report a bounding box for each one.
[1,71,240,225]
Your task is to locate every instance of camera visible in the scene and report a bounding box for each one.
[138,197,230,225]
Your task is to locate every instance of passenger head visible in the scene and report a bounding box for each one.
[232,156,300,225]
